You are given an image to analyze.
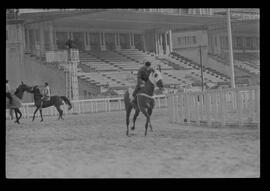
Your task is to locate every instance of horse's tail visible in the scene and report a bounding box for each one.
[60,96,72,110]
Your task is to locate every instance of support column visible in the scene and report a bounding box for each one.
[129,32,135,49]
[39,23,45,57]
[132,33,135,49]
[85,32,91,50]
[115,33,120,50]
[169,30,173,52]
[143,33,146,51]
[49,22,55,50]
[100,32,106,51]
[156,33,159,54]
[159,34,163,55]
[25,28,30,52]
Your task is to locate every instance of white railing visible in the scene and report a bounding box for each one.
[168,86,260,126]
[6,95,167,119]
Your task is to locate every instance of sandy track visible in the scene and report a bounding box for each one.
[6,109,260,178]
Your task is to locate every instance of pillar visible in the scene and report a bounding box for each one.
[115,33,120,50]
[85,32,91,50]
[143,33,146,51]
[49,22,55,50]
[39,23,45,57]
[100,32,106,51]
[169,30,173,52]
[129,33,135,49]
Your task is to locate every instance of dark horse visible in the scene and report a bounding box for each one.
[6,82,32,124]
[21,83,72,122]
[124,69,164,136]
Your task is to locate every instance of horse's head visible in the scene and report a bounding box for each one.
[148,69,164,90]
[14,81,34,99]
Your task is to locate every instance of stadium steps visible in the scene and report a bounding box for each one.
[156,57,186,70]
[86,51,124,71]
[101,73,126,87]
[112,49,140,64]
[170,52,230,81]
[208,53,258,76]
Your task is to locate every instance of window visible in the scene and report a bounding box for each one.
[245,37,253,49]
[85,32,88,45]
[192,36,196,44]
[236,37,243,49]
[220,36,228,49]
[177,36,196,46]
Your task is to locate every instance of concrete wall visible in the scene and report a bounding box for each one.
[144,29,156,53]
[172,30,208,67]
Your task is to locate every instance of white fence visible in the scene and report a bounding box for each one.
[6,95,167,119]
[168,86,260,127]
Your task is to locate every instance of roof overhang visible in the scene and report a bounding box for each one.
[20,9,228,31]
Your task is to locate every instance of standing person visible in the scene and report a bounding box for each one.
[40,82,51,109]
[131,61,154,102]
[6,80,12,105]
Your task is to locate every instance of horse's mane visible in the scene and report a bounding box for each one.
[33,85,42,96]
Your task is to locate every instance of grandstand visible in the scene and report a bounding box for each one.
[6,9,259,100]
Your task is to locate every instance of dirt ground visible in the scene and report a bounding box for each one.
[6,108,260,178]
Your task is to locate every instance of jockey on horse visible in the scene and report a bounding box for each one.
[39,82,51,110]
[131,61,155,103]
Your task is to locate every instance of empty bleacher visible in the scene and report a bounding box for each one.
[115,49,173,70]
[209,53,260,75]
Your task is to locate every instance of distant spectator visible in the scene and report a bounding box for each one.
[66,38,76,49]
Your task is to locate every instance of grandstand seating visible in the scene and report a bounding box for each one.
[169,52,230,81]
[115,49,173,70]
[75,49,233,90]
[208,53,260,75]
[34,47,239,92]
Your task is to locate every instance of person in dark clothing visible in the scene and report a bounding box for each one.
[6,80,12,105]
[66,38,75,49]
[131,61,154,102]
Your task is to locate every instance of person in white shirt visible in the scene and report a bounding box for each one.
[40,82,51,109]
[6,80,12,105]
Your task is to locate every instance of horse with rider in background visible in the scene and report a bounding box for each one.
[21,82,73,122]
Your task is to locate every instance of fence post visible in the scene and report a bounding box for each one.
[220,90,226,127]
[206,93,211,126]
[236,89,243,125]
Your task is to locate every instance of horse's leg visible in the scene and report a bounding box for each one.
[131,108,140,131]
[32,107,39,121]
[18,109,22,124]
[140,106,150,136]
[147,108,153,132]
[39,109,43,122]
[56,105,63,120]
[14,109,19,124]
[126,105,132,136]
